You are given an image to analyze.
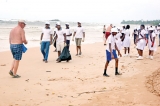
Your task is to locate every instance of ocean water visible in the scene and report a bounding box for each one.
[0,21,138,52]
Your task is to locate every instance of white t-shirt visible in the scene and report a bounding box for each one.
[65,29,71,40]
[42,28,53,41]
[106,35,116,52]
[74,27,85,38]
[56,29,66,43]
[115,32,121,40]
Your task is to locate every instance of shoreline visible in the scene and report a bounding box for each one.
[0,40,104,52]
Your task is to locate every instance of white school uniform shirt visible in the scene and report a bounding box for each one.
[106,34,116,52]
[65,28,71,40]
[148,32,157,51]
[74,27,85,38]
[134,30,138,35]
[138,29,146,39]
[115,32,122,50]
[56,29,66,44]
[42,28,53,41]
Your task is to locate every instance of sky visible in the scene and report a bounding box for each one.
[0,0,160,23]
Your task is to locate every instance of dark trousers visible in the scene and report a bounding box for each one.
[134,34,137,44]
[54,40,56,48]
[66,40,70,50]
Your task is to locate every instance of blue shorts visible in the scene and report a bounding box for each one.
[146,34,149,39]
[10,44,23,60]
[106,50,118,61]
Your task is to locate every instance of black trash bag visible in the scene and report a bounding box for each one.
[58,46,72,61]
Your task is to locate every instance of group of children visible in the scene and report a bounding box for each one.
[103,24,160,77]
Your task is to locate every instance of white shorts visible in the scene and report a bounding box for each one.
[56,42,64,52]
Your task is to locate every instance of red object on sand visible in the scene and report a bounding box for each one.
[105,32,111,39]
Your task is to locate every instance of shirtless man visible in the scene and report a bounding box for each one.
[105,24,113,40]
[9,20,28,78]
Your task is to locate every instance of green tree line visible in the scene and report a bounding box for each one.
[121,20,160,26]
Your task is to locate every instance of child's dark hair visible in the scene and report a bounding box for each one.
[141,24,145,29]
[126,25,130,29]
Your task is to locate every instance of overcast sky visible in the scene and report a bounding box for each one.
[0,0,160,23]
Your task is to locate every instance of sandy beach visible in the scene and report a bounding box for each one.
[1,0,160,105]
[0,37,160,106]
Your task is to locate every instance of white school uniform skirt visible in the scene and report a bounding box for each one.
[136,39,146,50]
[116,39,122,50]
[148,40,157,51]
[123,37,130,47]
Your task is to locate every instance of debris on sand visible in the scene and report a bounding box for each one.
[0,64,6,66]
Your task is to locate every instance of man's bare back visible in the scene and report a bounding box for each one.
[106,24,113,32]
[9,26,26,44]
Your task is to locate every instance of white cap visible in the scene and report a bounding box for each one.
[111,28,118,33]
[149,28,154,30]
[56,22,61,26]
[18,20,26,24]
[45,21,50,25]
[65,23,69,25]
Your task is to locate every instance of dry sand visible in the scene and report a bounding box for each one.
[0,40,160,106]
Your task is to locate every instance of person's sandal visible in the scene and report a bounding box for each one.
[45,60,48,63]
[12,75,21,78]
[9,70,13,76]
[75,54,78,56]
